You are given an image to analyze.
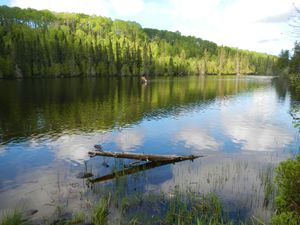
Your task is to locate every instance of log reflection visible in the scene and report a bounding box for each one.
[89,158,197,184]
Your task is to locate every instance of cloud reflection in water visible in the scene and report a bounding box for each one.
[176,127,221,153]
[114,128,145,151]
[221,89,294,151]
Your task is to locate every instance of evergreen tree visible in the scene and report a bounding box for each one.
[0,6,276,78]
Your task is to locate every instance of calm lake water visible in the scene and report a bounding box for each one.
[0,76,299,223]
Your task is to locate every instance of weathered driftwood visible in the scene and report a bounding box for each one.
[88,151,202,162]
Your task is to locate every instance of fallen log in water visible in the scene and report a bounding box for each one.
[89,155,202,184]
[86,150,204,184]
[88,151,202,162]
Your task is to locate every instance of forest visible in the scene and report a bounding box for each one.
[0,6,276,78]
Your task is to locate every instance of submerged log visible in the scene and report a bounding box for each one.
[87,150,204,184]
[89,155,203,184]
[88,151,202,162]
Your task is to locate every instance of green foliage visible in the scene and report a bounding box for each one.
[0,6,275,78]
[165,190,227,225]
[273,50,289,76]
[278,42,300,77]
[271,212,299,225]
[258,165,276,208]
[0,210,25,225]
[290,105,300,131]
[63,212,85,225]
[92,194,111,225]
[289,74,300,99]
[272,155,300,225]
[274,155,300,211]
[289,42,300,74]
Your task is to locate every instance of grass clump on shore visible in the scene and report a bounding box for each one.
[0,210,25,225]
[271,155,300,225]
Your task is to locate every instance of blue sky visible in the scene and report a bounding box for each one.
[1,0,300,55]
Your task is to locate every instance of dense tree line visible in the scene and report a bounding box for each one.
[274,41,300,75]
[0,6,276,78]
[273,42,300,97]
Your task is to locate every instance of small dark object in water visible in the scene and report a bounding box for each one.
[102,162,109,168]
[76,172,93,179]
[25,209,38,216]
[94,144,103,151]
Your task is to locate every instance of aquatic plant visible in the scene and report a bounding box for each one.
[164,189,228,225]
[92,194,111,225]
[64,212,85,225]
[0,210,25,225]
[258,165,276,208]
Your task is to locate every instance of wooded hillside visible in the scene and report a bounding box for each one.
[0,6,276,78]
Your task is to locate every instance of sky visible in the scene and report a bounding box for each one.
[1,0,300,55]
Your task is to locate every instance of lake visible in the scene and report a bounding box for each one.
[0,76,299,224]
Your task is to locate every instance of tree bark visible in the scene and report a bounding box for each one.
[88,151,202,162]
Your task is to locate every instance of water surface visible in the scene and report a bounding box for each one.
[0,76,299,223]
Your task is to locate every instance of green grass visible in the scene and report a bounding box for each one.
[258,165,276,208]
[64,212,85,225]
[165,191,225,225]
[92,194,111,225]
[0,189,270,225]
[271,155,300,225]
[0,210,25,225]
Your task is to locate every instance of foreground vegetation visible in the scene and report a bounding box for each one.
[270,59,300,224]
[0,211,24,225]
[2,155,299,225]
[0,6,276,78]
[0,152,298,225]
[271,155,300,225]
[0,191,264,225]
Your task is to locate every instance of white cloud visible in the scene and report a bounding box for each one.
[110,0,144,16]
[168,0,300,54]
[169,0,220,20]
[10,0,145,17]
[11,0,111,16]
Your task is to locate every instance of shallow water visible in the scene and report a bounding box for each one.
[0,76,299,223]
